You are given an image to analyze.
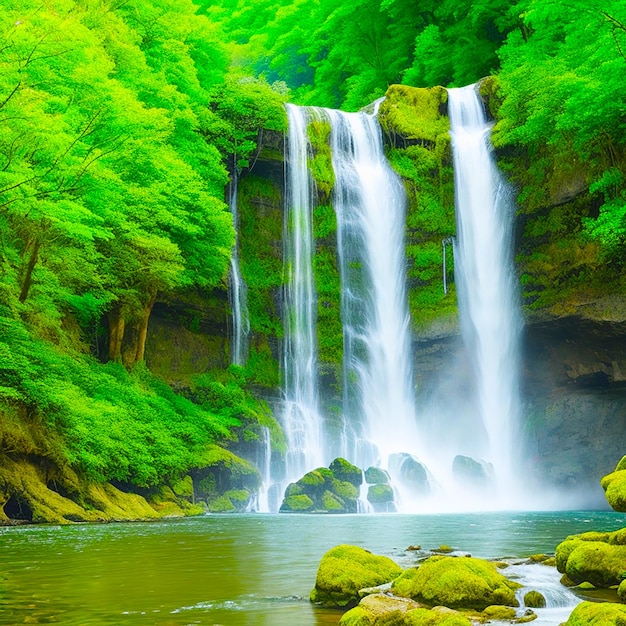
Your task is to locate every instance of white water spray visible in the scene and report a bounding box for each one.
[448,84,523,497]
[281,104,325,483]
[324,106,420,485]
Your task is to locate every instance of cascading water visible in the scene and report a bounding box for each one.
[323,106,421,503]
[447,84,523,500]
[228,169,250,367]
[281,104,325,483]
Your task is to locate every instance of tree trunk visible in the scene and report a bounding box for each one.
[19,239,41,303]
[108,307,125,362]
[135,291,157,364]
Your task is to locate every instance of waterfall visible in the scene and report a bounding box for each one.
[323,106,420,480]
[281,104,325,483]
[448,84,523,497]
[228,169,250,367]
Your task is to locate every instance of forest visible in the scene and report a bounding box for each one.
[0,0,625,519]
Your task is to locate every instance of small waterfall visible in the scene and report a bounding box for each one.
[448,84,523,497]
[254,426,272,513]
[228,170,250,367]
[281,104,325,483]
[324,106,420,483]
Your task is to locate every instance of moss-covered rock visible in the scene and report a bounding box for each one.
[523,590,546,608]
[564,601,626,625]
[367,484,395,512]
[365,467,389,484]
[561,541,626,587]
[339,593,422,625]
[310,544,403,608]
[329,458,363,487]
[601,470,626,512]
[404,607,474,625]
[617,578,626,602]
[392,556,520,611]
[279,459,361,513]
[280,494,315,512]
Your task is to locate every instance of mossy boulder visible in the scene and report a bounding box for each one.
[329,458,363,487]
[365,467,389,484]
[280,494,315,512]
[557,540,626,587]
[279,458,362,513]
[367,484,395,512]
[523,590,546,608]
[339,593,422,625]
[618,578,626,602]
[310,544,403,608]
[564,601,626,625]
[392,556,520,611]
[601,470,626,512]
[405,607,474,625]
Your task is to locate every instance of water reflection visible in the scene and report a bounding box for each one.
[0,511,624,625]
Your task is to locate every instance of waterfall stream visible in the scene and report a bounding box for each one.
[281,104,325,484]
[324,106,420,479]
[448,84,523,500]
[259,89,525,512]
[228,169,250,367]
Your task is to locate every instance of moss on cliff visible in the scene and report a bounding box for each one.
[379,85,458,332]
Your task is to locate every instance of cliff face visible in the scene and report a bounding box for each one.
[142,83,626,507]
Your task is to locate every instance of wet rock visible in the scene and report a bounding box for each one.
[392,555,520,611]
[564,600,626,624]
[339,593,422,625]
[523,590,546,608]
[364,466,390,484]
[367,484,395,512]
[310,544,403,608]
[452,455,494,490]
[388,453,430,495]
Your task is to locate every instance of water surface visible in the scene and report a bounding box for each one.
[0,511,623,625]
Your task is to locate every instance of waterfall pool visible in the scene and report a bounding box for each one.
[0,510,623,625]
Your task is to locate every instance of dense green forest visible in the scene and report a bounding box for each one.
[0,0,624,520]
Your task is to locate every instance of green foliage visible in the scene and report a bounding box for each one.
[0,309,233,487]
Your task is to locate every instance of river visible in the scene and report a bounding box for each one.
[0,511,624,625]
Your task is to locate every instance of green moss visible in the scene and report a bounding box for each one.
[367,483,394,504]
[332,480,359,501]
[171,476,193,497]
[564,601,626,625]
[379,85,450,144]
[308,120,335,199]
[322,490,345,512]
[564,541,626,587]
[556,539,583,573]
[377,84,457,332]
[365,467,389,484]
[392,556,520,611]
[601,470,626,512]
[208,495,236,512]
[482,605,517,620]
[523,590,546,608]
[616,456,626,472]
[238,175,283,339]
[404,607,473,625]
[310,544,403,608]
[329,458,362,486]
[340,594,423,625]
[281,494,315,512]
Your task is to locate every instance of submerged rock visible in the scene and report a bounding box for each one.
[310,544,403,608]
[392,555,520,611]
